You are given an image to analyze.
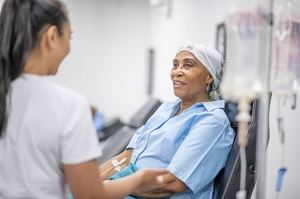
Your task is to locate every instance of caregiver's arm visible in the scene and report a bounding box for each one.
[65,159,170,199]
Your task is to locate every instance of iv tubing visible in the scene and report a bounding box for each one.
[236,98,251,199]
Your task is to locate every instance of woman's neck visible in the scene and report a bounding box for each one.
[177,95,210,115]
[24,49,49,75]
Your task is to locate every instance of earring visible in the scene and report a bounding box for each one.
[206,84,211,92]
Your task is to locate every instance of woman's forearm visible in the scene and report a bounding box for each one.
[131,171,187,197]
[98,149,132,179]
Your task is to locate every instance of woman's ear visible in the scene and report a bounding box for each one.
[43,25,59,49]
[206,75,214,85]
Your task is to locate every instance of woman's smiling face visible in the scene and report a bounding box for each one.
[171,51,213,102]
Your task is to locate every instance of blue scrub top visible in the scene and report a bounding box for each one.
[127,99,235,199]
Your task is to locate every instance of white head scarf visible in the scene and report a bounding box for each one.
[177,44,224,99]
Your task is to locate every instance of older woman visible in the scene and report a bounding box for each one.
[99,44,235,199]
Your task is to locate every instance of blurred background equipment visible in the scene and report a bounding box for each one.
[221,0,272,199]
[97,98,162,163]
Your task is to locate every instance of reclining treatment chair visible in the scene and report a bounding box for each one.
[97,98,162,163]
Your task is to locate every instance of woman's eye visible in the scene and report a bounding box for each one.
[184,63,193,68]
[172,63,178,69]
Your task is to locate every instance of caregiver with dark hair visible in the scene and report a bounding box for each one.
[0,1,168,199]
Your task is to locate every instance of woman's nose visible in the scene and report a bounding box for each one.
[174,67,184,76]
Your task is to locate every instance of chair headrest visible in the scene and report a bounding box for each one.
[224,101,239,129]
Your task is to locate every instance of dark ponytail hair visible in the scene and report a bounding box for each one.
[0,0,68,137]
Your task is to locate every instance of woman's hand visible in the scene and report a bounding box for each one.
[133,168,172,193]
[132,170,187,198]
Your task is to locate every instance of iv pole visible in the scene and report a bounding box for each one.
[255,0,274,198]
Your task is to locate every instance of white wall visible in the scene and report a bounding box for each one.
[55,0,151,121]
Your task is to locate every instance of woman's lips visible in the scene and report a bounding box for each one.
[173,80,186,87]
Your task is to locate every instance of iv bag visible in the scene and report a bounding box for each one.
[271,0,300,94]
[221,0,270,101]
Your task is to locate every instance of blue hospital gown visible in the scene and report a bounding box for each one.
[127,99,235,199]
